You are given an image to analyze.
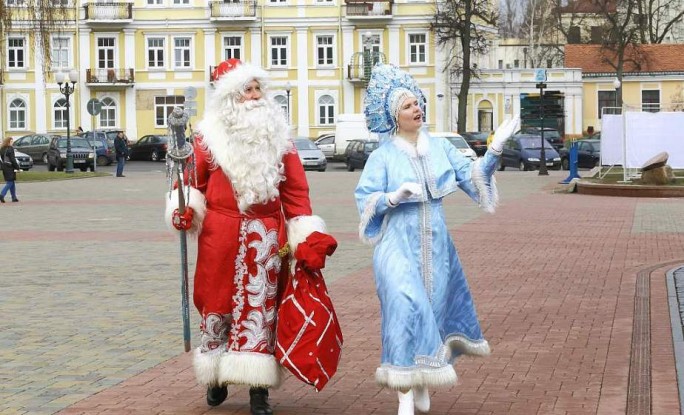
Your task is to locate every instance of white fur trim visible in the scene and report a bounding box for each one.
[213,62,269,98]
[286,215,327,254]
[392,131,430,158]
[445,335,491,357]
[165,187,207,236]
[375,364,457,391]
[218,351,283,388]
[471,158,499,214]
[358,192,387,246]
[194,347,223,386]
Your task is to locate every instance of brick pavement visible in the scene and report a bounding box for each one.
[2,167,684,414]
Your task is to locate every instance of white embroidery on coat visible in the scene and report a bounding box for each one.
[228,221,249,350]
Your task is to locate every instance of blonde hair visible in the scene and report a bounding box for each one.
[1,137,13,149]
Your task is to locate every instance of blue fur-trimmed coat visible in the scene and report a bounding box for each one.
[354,131,499,390]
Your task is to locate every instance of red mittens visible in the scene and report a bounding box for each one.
[294,231,338,271]
[172,207,194,231]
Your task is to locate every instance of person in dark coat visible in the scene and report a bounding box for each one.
[0,137,21,203]
[114,131,128,177]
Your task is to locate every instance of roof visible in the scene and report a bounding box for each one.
[564,44,684,73]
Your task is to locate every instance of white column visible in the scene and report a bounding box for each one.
[250,30,261,66]
[205,28,217,84]
[123,29,137,139]
[342,26,355,114]
[78,28,92,131]
[388,25,400,65]
[34,36,47,133]
[434,40,447,131]
[296,28,309,137]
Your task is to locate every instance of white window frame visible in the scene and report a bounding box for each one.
[172,36,193,70]
[222,34,244,61]
[7,36,28,70]
[268,34,290,69]
[51,36,72,70]
[274,94,289,121]
[8,96,28,131]
[360,31,382,55]
[146,36,166,70]
[7,0,27,5]
[269,0,288,4]
[53,97,68,130]
[173,0,190,5]
[641,87,661,112]
[314,91,338,126]
[315,34,335,67]
[99,96,118,128]
[406,31,428,65]
[146,0,163,6]
[95,35,117,70]
[155,95,185,128]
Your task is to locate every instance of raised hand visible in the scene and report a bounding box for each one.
[388,182,423,206]
[490,116,520,153]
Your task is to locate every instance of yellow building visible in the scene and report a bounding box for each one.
[1,0,455,141]
[565,44,684,134]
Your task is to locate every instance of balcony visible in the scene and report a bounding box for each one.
[347,51,387,85]
[86,68,135,88]
[84,2,133,23]
[344,0,393,20]
[209,0,257,21]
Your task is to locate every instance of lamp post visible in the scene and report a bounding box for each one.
[56,69,79,173]
[613,77,621,108]
[285,81,292,124]
[363,31,373,82]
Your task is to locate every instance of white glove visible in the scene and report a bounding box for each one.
[490,116,520,153]
[388,182,423,206]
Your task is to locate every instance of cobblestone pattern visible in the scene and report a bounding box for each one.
[2,169,684,415]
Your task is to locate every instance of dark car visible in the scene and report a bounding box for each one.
[499,134,561,171]
[13,150,34,171]
[460,131,489,156]
[78,133,115,166]
[345,139,379,172]
[13,133,62,164]
[559,139,601,170]
[128,135,169,161]
[517,127,564,150]
[46,136,95,171]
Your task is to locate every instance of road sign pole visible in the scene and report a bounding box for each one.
[536,82,549,176]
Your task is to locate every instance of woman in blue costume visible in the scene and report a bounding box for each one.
[354,64,519,415]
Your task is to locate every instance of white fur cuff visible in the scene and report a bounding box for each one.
[286,215,327,253]
[218,351,283,388]
[194,347,223,386]
[165,187,207,236]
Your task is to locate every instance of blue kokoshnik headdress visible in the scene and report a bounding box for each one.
[364,64,426,134]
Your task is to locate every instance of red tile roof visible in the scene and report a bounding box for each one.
[564,44,684,73]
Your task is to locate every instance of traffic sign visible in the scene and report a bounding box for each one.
[534,69,547,83]
[86,98,102,116]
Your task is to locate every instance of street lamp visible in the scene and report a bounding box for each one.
[363,31,373,81]
[285,81,292,124]
[56,69,79,173]
[613,77,621,108]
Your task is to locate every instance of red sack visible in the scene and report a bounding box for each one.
[275,234,343,391]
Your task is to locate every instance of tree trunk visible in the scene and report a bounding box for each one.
[457,22,471,133]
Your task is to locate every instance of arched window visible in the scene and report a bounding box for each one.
[274,95,288,121]
[54,98,68,129]
[317,94,335,126]
[99,97,117,127]
[9,99,27,130]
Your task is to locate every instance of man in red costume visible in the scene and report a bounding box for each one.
[165,59,332,414]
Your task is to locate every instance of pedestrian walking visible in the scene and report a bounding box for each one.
[114,131,128,177]
[164,59,338,414]
[354,64,519,415]
[0,137,22,203]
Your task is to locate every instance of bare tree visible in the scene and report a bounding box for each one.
[500,0,522,38]
[0,0,74,76]
[431,0,497,133]
[634,0,684,43]
[519,0,565,67]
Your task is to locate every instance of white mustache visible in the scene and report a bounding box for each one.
[241,99,266,111]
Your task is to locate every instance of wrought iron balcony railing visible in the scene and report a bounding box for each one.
[209,0,257,19]
[86,68,135,85]
[84,2,133,21]
[345,0,394,18]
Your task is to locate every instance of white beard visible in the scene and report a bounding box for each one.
[198,98,292,213]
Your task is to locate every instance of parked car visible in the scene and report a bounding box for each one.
[517,127,564,150]
[430,132,477,160]
[46,136,95,171]
[13,150,34,171]
[128,135,169,161]
[559,138,601,170]
[344,139,379,172]
[314,133,335,160]
[77,133,115,166]
[499,134,561,171]
[460,131,489,156]
[12,133,62,164]
[294,138,327,171]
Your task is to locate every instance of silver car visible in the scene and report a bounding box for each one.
[314,134,335,160]
[13,150,34,171]
[294,138,327,172]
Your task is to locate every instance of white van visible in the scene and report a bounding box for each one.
[333,113,378,161]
